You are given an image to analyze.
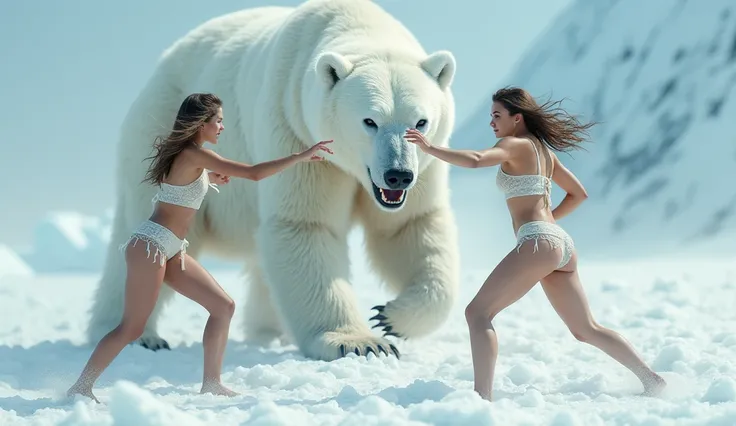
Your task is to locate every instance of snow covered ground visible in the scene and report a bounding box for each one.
[1,235,735,425]
[0,245,34,280]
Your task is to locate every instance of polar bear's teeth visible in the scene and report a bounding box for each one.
[379,188,406,204]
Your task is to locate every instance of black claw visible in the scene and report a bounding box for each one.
[371,320,389,329]
[376,345,389,356]
[384,331,401,338]
[371,305,385,312]
[354,347,361,356]
[369,313,387,322]
[139,339,170,352]
[389,344,400,359]
[141,341,155,351]
[339,344,346,357]
[383,326,393,333]
[365,346,376,356]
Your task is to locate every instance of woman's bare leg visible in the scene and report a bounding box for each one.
[540,253,666,396]
[464,239,561,401]
[164,254,237,396]
[67,243,166,402]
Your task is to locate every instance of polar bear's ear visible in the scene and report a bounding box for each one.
[316,52,354,89]
[421,50,456,91]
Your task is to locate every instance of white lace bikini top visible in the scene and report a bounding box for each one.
[496,139,551,204]
[152,169,219,210]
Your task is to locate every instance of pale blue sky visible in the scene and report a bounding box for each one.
[0,0,573,248]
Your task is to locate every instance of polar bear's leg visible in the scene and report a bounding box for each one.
[86,202,178,350]
[359,162,460,340]
[257,217,399,360]
[363,205,460,339]
[255,164,399,361]
[243,258,285,344]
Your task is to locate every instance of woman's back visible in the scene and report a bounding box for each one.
[495,136,556,232]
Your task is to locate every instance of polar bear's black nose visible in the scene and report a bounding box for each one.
[384,169,414,189]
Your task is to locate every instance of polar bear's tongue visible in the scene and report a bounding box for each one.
[382,189,403,202]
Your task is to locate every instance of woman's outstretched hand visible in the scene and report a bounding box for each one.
[403,129,432,151]
[299,139,334,161]
[208,172,230,185]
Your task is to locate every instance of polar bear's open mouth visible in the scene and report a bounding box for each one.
[372,182,406,208]
[367,168,407,209]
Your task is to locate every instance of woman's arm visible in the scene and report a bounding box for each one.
[404,129,512,168]
[185,140,333,181]
[549,153,588,219]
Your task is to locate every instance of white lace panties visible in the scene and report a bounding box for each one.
[119,220,189,270]
[515,221,574,269]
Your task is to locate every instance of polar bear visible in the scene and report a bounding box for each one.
[87,0,460,361]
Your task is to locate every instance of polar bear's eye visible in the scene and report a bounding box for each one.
[416,119,427,128]
[363,119,377,128]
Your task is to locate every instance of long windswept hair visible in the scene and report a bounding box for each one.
[142,93,223,185]
[492,86,596,152]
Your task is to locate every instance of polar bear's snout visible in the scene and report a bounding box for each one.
[363,126,421,211]
[384,169,413,190]
[367,167,412,210]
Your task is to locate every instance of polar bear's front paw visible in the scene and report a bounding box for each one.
[136,334,171,351]
[370,296,451,339]
[369,304,405,339]
[310,330,400,361]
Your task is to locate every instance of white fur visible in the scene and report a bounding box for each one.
[87,0,460,360]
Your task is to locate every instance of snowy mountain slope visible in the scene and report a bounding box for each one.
[450,0,736,257]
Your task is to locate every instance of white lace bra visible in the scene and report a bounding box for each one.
[496,139,551,203]
[152,169,219,210]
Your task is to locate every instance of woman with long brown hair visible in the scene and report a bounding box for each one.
[67,93,333,402]
[404,86,665,401]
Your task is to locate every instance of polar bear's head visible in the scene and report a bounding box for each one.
[307,50,456,212]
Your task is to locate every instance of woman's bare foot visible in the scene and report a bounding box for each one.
[67,383,100,404]
[641,373,667,397]
[474,389,492,402]
[200,380,239,397]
